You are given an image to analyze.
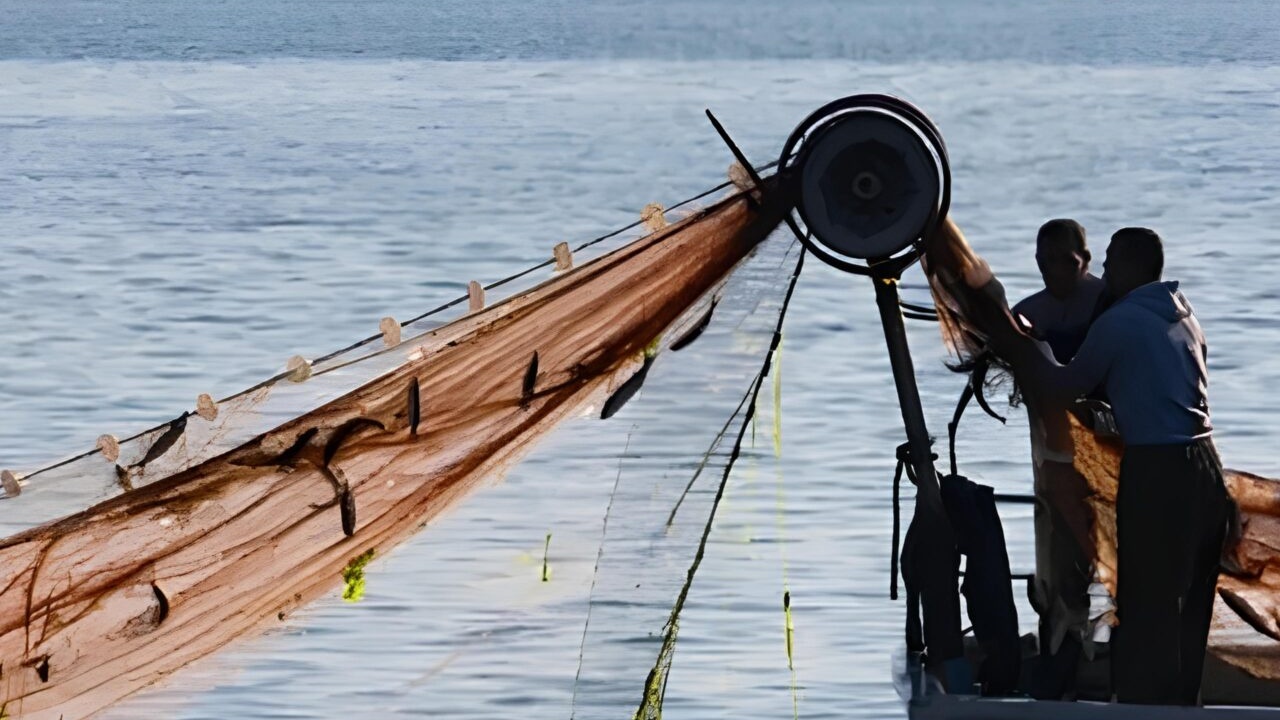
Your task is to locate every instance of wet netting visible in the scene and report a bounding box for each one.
[567,229,803,719]
[0,171,799,718]
[0,175,758,539]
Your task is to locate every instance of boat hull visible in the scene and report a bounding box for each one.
[895,647,1280,718]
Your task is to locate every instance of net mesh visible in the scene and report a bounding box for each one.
[568,233,802,720]
[0,179,746,539]
[0,177,795,718]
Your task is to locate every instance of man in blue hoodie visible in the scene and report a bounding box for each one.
[1037,227,1230,705]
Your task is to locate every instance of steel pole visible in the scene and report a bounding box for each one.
[871,271,964,671]
[872,274,941,503]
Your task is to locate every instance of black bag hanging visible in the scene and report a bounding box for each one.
[941,473,1021,695]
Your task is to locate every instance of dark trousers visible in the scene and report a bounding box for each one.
[1113,438,1229,705]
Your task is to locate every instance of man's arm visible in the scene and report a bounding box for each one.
[1032,317,1115,404]
[920,218,1110,407]
[969,278,1111,405]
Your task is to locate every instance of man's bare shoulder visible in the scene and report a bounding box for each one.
[1012,287,1052,319]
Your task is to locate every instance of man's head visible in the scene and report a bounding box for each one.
[1103,227,1164,299]
[1035,219,1090,299]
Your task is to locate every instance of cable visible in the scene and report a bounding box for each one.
[634,248,804,719]
[570,427,634,720]
[19,166,777,483]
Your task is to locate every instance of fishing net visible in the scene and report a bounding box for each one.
[0,174,796,718]
[0,178,746,540]
[568,231,802,720]
[92,223,804,720]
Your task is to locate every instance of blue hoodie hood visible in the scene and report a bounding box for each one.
[1119,280,1194,323]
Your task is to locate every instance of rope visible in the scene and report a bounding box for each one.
[902,310,939,323]
[20,165,778,483]
[890,458,904,601]
[948,381,976,478]
[569,427,634,720]
[634,248,804,720]
[898,300,939,316]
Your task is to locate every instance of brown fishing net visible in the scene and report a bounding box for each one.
[0,180,791,719]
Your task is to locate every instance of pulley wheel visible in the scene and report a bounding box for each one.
[780,95,950,271]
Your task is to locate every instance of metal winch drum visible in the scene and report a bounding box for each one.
[779,94,951,274]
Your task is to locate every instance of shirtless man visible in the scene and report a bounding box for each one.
[1014,219,1106,363]
[1014,219,1105,700]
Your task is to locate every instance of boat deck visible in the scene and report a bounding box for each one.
[896,626,1280,719]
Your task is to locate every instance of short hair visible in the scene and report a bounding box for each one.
[1036,219,1089,261]
[1110,227,1164,279]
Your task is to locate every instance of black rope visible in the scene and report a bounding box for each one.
[664,385,756,529]
[943,352,1009,482]
[20,166,778,483]
[898,301,938,315]
[992,493,1035,505]
[960,570,1034,582]
[634,247,804,718]
[948,381,976,478]
[887,438,934,600]
[890,457,904,601]
[901,310,939,323]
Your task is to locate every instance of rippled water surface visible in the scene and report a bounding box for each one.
[3,2,1280,718]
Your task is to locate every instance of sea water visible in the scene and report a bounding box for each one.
[3,2,1280,717]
